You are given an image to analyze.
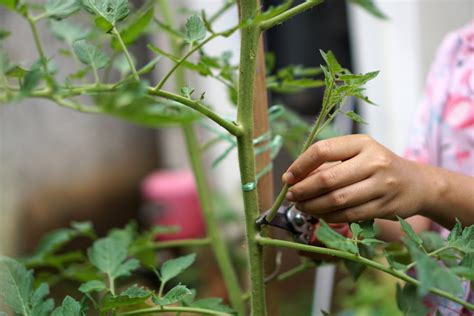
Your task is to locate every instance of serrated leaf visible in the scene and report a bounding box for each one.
[101,288,151,311]
[344,243,374,280]
[49,20,90,45]
[159,253,196,283]
[315,220,359,254]
[396,283,428,316]
[51,296,83,316]
[88,236,139,281]
[152,285,192,306]
[397,216,423,248]
[81,0,129,27]
[0,257,33,315]
[350,0,388,19]
[185,15,206,44]
[320,50,343,74]
[448,221,474,253]
[45,0,80,19]
[111,6,153,49]
[78,280,106,294]
[406,241,463,297]
[30,283,54,316]
[384,243,410,270]
[345,111,368,124]
[73,40,110,70]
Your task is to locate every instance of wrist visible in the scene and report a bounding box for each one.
[414,162,448,219]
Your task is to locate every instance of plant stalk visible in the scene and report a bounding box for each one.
[259,0,324,31]
[158,1,244,314]
[119,305,232,315]
[257,236,474,311]
[112,28,139,81]
[236,1,267,315]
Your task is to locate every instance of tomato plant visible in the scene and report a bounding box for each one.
[1,0,473,315]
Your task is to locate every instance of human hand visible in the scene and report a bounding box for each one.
[283,134,430,223]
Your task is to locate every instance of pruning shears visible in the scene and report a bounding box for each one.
[256,204,319,244]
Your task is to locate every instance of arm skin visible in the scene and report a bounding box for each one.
[282,134,474,234]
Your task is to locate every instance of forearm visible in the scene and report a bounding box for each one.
[418,162,474,229]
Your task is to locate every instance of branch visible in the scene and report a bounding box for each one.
[259,0,324,31]
[118,306,232,315]
[256,236,474,311]
[154,26,239,91]
[148,88,243,136]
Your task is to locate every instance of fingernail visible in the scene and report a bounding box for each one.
[282,171,295,184]
[286,191,294,201]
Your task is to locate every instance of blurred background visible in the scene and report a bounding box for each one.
[0,0,472,315]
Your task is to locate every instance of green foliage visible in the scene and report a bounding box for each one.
[88,236,140,282]
[111,4,154,49]
[152,284,192,305]
[316,220,359,254]
[73,40,110,70]
[49,20,90,45]
[44,0,80,20]
[185,15,207,45]
[82,0,129,31]
[51,296,83,316]
[349,0,388,19]
[396,284,429,316]
[159,253,196,284]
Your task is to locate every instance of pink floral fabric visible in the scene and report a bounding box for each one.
[404,21,474,316]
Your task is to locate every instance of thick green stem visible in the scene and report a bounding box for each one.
[183,124,245,315]
[119,305,232,315]
[158,2,244,314]
[259,0,324,30]
[257,236,474,310]
[236,1,267,315]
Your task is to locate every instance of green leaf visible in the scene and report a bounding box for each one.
[406,241,464,297]
[111,5,154,49]
[185,15,206,44]
[73,40,110,70]
[0,257,33,315]
[101,286,151,311]
[396,283,429,316]
[344,243,374,280]
[88,236,140,281]
[419,231,445,253]
[180,86,195,98]
[99,82,199,127]
[345,111,368,125]
[27,228,76,263]
[121,284,152,298]
[320,50,343,74]
[152,285,192,306]
[397,216,423,248]
[78,280,106,294]
[447,221,474,253]
[6,65,27,78]
[45,0,80,19]
[0,29,10,41]
[49,20,90,45]
[0,0,17,11]
[191,297,235,313]
[159,253,196,283]
[338,71,379,86]
[315,220,359,254]
[51,296,83,316]
[71,221,96,239]
[21,68,42,96]
[81,0,129,27]
[350,0,388,19]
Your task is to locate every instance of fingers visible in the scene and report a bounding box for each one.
[319,199,383,223]
[282,135,371,185]
[295,178,381,216]
[286,154,372,202]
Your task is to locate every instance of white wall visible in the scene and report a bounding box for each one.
[348,0,473,154]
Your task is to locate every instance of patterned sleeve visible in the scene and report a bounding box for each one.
[403,31,459,165]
